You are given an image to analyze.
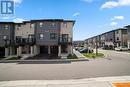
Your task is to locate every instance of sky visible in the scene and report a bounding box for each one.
[0,0,130,40]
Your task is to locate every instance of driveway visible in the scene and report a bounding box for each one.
[0,50,130,81]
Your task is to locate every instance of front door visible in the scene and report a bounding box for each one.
[50,46,58,55]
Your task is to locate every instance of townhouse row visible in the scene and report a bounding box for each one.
[0,19,75,57]
[85,26,130,49]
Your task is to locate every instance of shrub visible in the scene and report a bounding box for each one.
[67,54,78,59]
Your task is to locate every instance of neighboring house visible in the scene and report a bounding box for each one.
[100,33,106,48]
[85,28,128,49]
[125,25,130,49]
[73,41,84,47]
[0,22,15,57]
[114,28,128,47]
[87,38,93,48]
[84,39,88,47]
[0,19,75,58]
[105,30,115,49]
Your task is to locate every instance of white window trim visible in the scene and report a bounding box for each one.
[39,22,43,27]
[39,34,44,39]
[5,25,9,29]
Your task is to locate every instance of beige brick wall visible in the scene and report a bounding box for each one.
[60,22,73,38]
[15,23,34,38]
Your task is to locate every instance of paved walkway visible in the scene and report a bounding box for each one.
[73,49,87,59]
[0,76,130,87]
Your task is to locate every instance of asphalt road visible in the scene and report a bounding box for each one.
[0,50,130,81]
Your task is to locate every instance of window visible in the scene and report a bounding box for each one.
[3,36,7,40]
[51,22,55,27]
[5,25,9,29]
[16,36,22,43]
[17,24,21,30]
[39,22,43,27]
[117,37,119,40]
[64,22,67,29]
[122,30,127,34]
[116,31,119,34]
[30,23,34,29]
[62,34,68,42]
[50,33,57,39]
[39,34,44,39]
[28,34,34,42]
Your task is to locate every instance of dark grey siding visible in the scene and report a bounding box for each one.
[35,21,60,46]
[128,28,130,41]
[0,23,15,47]
[105,31,115,42]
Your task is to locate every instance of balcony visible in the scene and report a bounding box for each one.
[58,37,72,44]
[16,37,35,46]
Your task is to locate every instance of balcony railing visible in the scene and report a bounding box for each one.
[16,37,35,46]
[58,37,72,44]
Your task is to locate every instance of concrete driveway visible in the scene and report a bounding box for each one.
[0,50,130,81]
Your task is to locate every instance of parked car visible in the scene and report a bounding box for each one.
[75,47,84,51]
[115,46,129,51]
[79,48,93,53]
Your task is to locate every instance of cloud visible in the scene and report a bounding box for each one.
[73,12,80,17]
[113,16,124,20]
[110,22,118,26]
[101,1,118,9]
[13,18,25,23]
[101,0,130,9]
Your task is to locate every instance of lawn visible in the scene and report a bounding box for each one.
[82,53,105,59]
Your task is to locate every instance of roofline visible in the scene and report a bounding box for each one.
[0,22,15,24]
[31,19,75,22]
[85,28,127,41]
[0,19,75,24]
[124,25,130,28]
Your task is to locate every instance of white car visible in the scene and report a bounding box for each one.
[115,46,128,51]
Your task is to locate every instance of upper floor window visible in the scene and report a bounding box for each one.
[39,34,44,39]
[3,36,7,40]
[122,30,127,34]
[17,24,21,30]
[116,31,119,34]
[39,22,43,27]
[28,34,34,42]
[50,33,57,39]
[62,34,68,42]
[5,25,9,29]
[51,22,55,27]
[64,22,67,29]
[30,23,34,29]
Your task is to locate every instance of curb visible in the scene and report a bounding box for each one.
[0,59,89,63]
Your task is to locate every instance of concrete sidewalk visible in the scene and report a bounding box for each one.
[73,49,88,59]
[0,76,130,87]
